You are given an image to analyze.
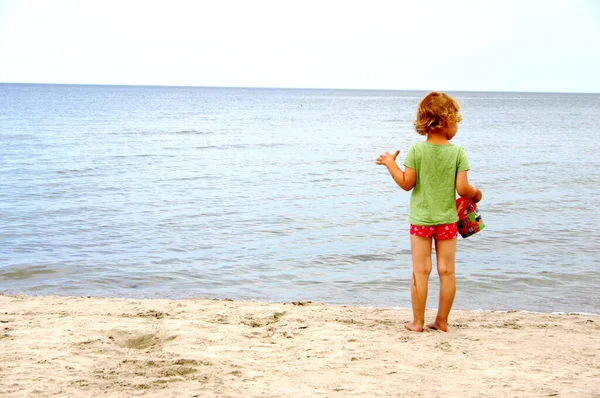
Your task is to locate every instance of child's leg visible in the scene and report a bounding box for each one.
[406,235,433,332]
[427,238,457,332]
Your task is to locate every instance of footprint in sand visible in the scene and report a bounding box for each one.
[107,330,177,350]
[435,341,453,352]
[92,358,213,388]
[240,311,286,328]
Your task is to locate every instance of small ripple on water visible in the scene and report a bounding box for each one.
[0,266,58,281]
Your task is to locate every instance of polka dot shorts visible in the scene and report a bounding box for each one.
[410,223,458,240]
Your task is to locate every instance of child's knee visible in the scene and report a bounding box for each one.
[437,264,455,276]
[413,265,432,275]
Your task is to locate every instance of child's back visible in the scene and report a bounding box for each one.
[405,142,470,226]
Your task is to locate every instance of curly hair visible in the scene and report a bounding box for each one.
[413,92,462,136]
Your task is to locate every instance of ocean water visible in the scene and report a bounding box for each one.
[1,83,599,314]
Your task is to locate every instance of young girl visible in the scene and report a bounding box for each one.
[376,92,482,332]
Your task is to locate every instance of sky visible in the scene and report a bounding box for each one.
[0,0,599,92]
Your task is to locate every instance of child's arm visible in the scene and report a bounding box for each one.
[456,171,482,202]
[376,150,416,191]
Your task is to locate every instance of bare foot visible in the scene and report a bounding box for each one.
[405,321,424,332]
[426,321,448,332]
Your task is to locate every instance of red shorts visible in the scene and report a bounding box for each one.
[410,223,458,240]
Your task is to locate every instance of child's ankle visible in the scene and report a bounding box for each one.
[405,321,424,332]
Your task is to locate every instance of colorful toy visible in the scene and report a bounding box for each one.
[456,197,485,238]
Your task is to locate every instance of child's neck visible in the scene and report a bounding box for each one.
[426,131,450,145]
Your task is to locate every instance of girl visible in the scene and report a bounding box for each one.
[376,92,482,332]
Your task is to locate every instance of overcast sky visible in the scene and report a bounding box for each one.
[0,0,598,92]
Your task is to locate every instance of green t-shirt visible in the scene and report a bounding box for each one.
[404,142,470,226]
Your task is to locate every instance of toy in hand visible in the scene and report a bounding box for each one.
[456,197,485,238]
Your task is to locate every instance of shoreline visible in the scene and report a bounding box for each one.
[1,294,599,397]
[4,290,599,317]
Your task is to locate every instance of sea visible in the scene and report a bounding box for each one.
[1,83,599,314]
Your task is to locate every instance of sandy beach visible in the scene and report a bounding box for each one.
[1,294,599,397]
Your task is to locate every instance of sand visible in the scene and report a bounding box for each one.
[1,294,599,397]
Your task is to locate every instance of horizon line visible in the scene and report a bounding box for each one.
[1,81,599,95]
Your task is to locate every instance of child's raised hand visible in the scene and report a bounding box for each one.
[375,150,400,167]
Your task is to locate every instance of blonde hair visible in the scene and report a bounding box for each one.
[413,92,462,136]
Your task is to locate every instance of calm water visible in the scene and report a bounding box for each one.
[1,84,599,314]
